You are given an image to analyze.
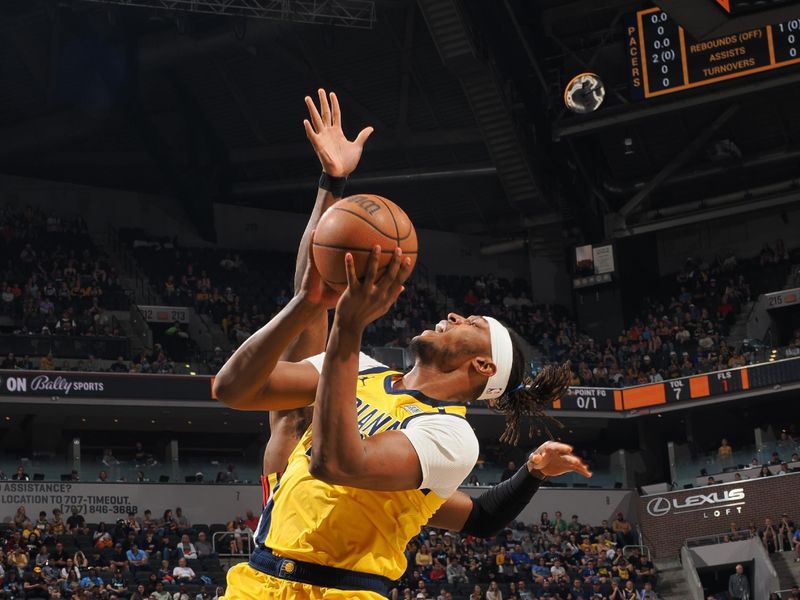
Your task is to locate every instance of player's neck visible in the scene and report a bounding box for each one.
[399,363,475,403]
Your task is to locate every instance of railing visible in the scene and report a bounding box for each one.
[0,334,129,360]
[773,589,799,599]
[212,530,255,558]
[684,529,753,548]
[680,545,706,600]
[622,545,651,562]
[128,302,153,350]
[108,224,159,306]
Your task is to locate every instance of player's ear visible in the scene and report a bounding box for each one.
[471,356,497,379]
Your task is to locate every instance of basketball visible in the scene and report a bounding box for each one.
[312,194,418,290]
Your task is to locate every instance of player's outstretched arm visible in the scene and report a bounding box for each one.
[266,89,373,472]
[309,246,418,490]
[214,89,373,414]
[428,442,591,535]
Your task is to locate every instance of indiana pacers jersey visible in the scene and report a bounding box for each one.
[253,360,468,582]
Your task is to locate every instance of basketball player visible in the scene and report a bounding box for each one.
[216,90,590,599]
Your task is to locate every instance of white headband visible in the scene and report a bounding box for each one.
[477,316,514,400]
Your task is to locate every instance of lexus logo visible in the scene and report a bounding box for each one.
[647,497,671,517]
[646,488,746,518]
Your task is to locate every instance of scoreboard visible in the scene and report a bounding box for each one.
[627,7,800,99]
[713,0,800,16]
[552,356,800,413]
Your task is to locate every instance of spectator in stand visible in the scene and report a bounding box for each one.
[242,510,259,532]
[98,470,109,482]
[445,556,467,585]
[39,351,55,370]
[172,558,197,584]
[719,438,733,459]
[134,442,157,466]
[550,511,568,533]
[12,465,29,481]
[74,550,89,570]
[778,514,795,552]
[728,563,750,600]
[176,535,197,560]
[485,581,503,600]
[110,543,129,574]
[761,517,780,553]
[175,507,192,533]
[152,582,171,600]
[173,583,192,600]
[1,352,18,369]
[612,512,634,547]
[194,531,214,560]
[126,542,149,574]
[500,461,516,482]
[110,356,128,372]
[215,464,238,483]
[160,510,179,536]
[50,541,68,568]
[792,523,800,562]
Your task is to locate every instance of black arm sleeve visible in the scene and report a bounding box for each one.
[460,465,544,538]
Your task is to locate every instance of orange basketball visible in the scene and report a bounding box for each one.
[312,194,418,290]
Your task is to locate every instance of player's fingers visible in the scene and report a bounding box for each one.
[305,96,324,131]
[544,441,574,455]
[344,253,359,289]
[396,256,414,285]
[386,284,405,307]
[303,119,319,143]
[364,245,381,285]
[318,88,331,126]
[330,92,341,127]
[354,126,374,148]
[381,247,403,284]
[561,455,592,477]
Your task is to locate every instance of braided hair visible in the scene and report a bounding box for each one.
[494,327,571,445]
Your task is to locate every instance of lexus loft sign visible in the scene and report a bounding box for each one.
[646,488,745,519]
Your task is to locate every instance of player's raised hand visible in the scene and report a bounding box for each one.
[304,88,373,178]
[335,246,413,331]
[527,441,592,479]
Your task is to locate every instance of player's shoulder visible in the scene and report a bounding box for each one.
[402,412,479,451]
[302,351,390,374]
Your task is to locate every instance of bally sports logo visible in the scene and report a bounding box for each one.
[646,488,745,519]
[2,375,104,395]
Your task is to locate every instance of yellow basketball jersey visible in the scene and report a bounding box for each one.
[254,366,467,581]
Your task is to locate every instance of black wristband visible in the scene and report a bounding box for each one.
[318,172,347,197]
[461,465,543,538]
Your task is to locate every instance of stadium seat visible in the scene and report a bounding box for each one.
[193,524,210,535]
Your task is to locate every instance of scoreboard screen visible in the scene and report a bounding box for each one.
[627,7,800,99]
[550,356,800,413]
[714,0,800,16]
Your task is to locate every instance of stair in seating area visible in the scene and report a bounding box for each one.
[772,550,800,591]
[726,300,754,349]
[654,560,692,600]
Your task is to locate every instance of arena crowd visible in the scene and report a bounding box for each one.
[3,210,799,387]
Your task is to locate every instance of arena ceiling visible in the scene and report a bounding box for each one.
[1,0,799,249]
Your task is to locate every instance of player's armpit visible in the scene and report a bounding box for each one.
[214,360,320,411]
[427,491,474,531]
[309,430,424,491]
